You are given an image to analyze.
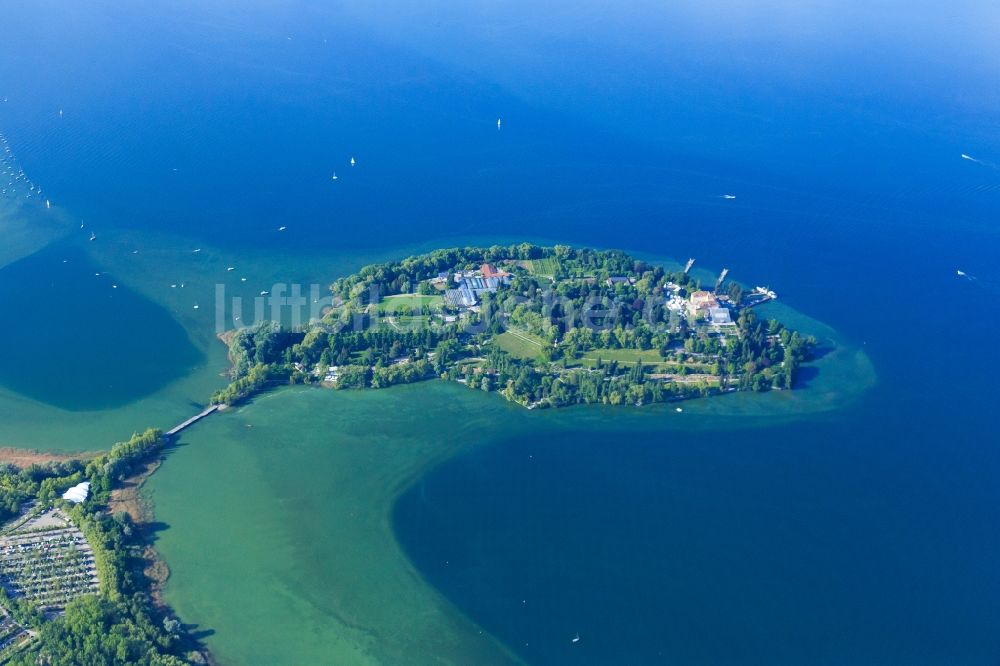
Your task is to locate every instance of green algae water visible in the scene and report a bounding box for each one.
[146,384,526,666]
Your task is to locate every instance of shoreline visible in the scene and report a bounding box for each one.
[108,457,161,524]
[109,451,218,665]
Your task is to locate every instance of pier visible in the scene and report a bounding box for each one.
[165,404,221,438]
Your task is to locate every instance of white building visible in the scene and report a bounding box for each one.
[62,482,90,504]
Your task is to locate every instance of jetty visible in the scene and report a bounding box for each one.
[165,404,221,438]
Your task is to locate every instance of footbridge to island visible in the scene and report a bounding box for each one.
[165,404,222,438]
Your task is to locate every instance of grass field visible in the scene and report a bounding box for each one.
[380,315,439,332]
[376,294,444,314]
[494,329,546,360]
[575,347,717,374]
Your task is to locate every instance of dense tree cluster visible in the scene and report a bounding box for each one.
[329,243,547,303]
[6,594,189,666]
[447,347,714,408]
[0,461,82,524]
[294,326,455,370]
[210,362,281,406]
[224,320,303,377]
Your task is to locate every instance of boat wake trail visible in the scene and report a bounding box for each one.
[956,269,1000,295]
[961,153,998,169]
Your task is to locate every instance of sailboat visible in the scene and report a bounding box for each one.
[331,172,338,181]
[89,231,97,242]
[350,157,356,167]
[497,117,502,130]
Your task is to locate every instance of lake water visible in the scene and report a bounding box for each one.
[1,0,999,663]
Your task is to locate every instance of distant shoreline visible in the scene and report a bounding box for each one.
[0,446,101,468]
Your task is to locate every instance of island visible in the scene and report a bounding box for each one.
[212,244,815,409]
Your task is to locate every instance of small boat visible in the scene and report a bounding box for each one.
[331,173,338,181]
[722,194,736,200]
[227,266,235,271]
[497,117,502,129]
[957,269,966,277]
[572,634,580,644]
[278,226,287,231]
[260,290,269,296]
[193,304,200,309]
[45,199,51,209]
[89,232,97,241]
[192,248,202,253]
[675,407,683,413]
[350,157,356,167]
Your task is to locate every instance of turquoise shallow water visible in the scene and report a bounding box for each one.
[147,384,524,666]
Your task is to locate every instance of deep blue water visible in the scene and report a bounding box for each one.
[0,242,202,409]
[2,0,999,663]
[396,399,1000,665]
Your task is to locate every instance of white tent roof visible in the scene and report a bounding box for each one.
[62,481,90,504]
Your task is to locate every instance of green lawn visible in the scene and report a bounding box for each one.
[494,329,545,360]
[379,315,438,332]
[376,294,444,314]
[575,347,718,374]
